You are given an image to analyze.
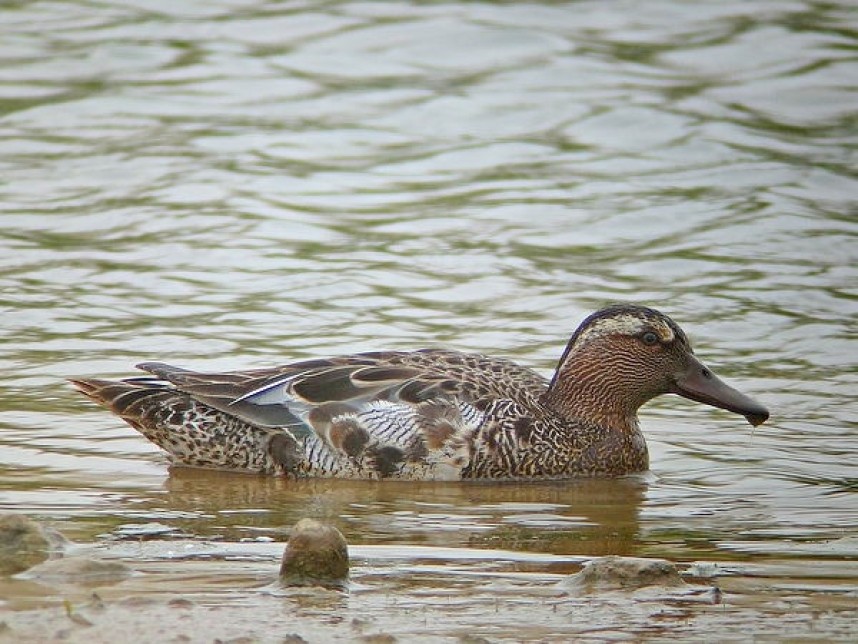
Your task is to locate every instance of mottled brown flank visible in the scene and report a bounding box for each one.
[473,397,492,412]
[371,446,404,477]
[307,404,344,429]
[513,417,533,444]
[269,432,301,474]
[416,400,461,449]
[406,439,429,462]
[68,305,757,480]
[423,420,457,450]
[329,418,369,457]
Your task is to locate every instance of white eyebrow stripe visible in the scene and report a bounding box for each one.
[578,314,646,341]
[576,314,675,344]
[651,319,675,342]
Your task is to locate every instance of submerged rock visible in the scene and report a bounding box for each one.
[279,519,349,589]
[563,555,684,594]
[110,522,186,540]
[0,514,62,575]
[23,556,132,586]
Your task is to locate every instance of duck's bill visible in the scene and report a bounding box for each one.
[673,355,769,426]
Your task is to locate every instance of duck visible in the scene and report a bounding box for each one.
[69,304,769,480]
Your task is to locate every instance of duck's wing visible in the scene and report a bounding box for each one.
[136,349,548,428]
[143,350,545,444]
[136,351,465,431]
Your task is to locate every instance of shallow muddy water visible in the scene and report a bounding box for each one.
[0,0,856,641]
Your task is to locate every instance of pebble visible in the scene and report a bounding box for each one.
[279,518,349,589]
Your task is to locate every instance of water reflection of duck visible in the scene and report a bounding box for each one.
[70,305,768,480]
[157,470,649,556]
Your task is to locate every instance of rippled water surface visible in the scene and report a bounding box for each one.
[1,0,856,641]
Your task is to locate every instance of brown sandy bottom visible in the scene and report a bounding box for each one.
[2,541,856,643]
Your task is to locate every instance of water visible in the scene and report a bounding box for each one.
[1,0,856,640]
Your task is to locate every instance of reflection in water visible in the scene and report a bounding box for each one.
[152,469,647,557]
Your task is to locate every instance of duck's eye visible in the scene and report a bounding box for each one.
[641,331,659,346]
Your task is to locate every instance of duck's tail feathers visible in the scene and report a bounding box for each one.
[68,378,295,474]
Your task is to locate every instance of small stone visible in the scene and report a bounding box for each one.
[0,515,54,575]
[279,519,349,589]
[710,585,723,604]
[563,556,684,594]
[361,636,396,644]
[281,635,308,644]
[168,598,195,608]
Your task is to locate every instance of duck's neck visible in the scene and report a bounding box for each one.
[541,364,644,435]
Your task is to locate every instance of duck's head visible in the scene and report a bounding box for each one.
[545,304,769,429]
